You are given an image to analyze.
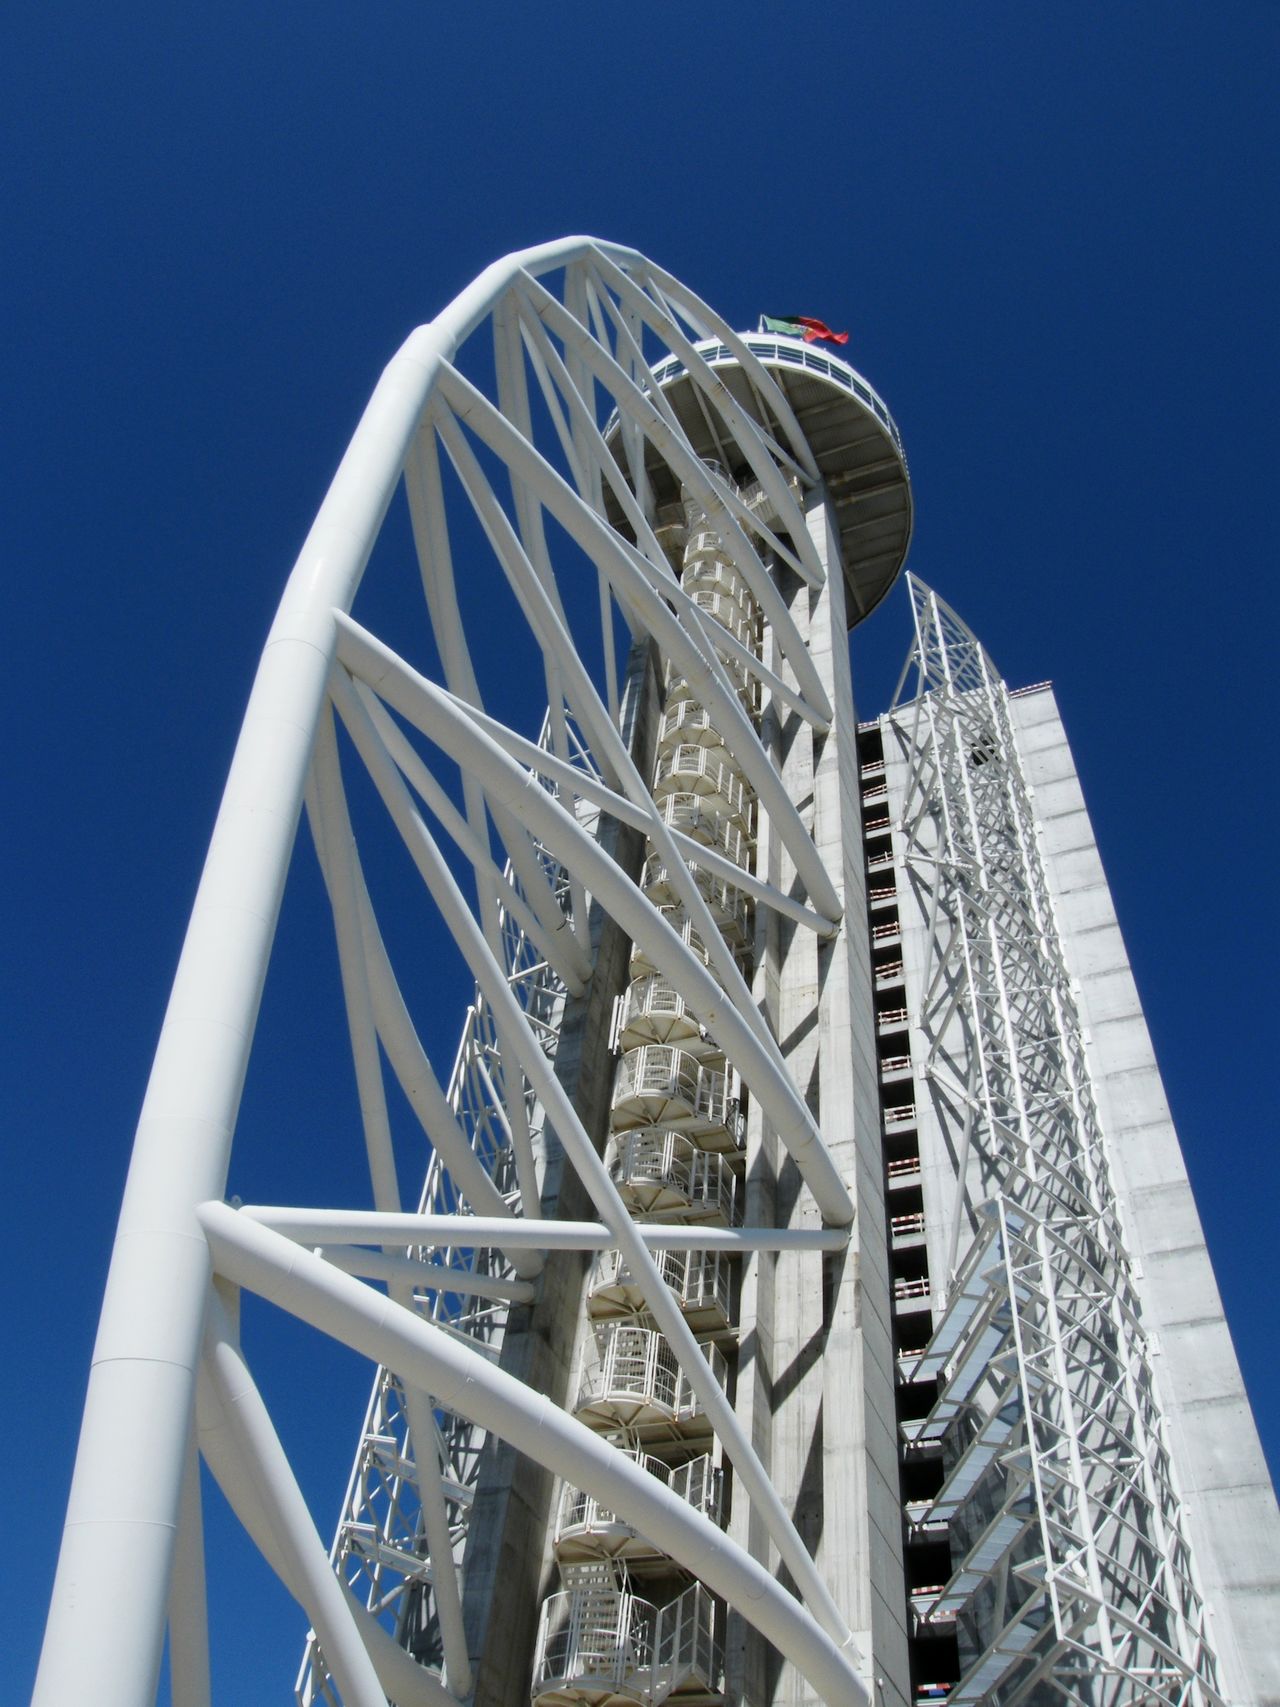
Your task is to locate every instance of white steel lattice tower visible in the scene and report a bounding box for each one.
[862,582,1279,1705]
[877,583,1214,1701]
[34,242,1279,1707]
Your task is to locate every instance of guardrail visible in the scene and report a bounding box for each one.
[647,336,908,464]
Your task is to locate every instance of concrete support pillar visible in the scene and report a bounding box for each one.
[727,493,908,1707]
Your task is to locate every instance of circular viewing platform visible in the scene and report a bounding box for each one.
[607,334,912,628]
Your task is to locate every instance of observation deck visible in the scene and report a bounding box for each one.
[606,334,912,626]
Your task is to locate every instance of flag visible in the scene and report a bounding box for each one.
[761,314,849,347]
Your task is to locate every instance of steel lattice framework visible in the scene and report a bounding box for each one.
[887,578,1221,1706]
[297,710,599,1703]
[34,240,888,1707]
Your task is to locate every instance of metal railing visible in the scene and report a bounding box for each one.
[615,974,710,1057]
[531,1570,723,1706]
[646,336,908,464]
[576,1324,729,1423]
[689,585,757,650]
[657,699,725,749]
[887,1156,922,1180]
[607,1129,740,1222]
[555,1452,723,1550]
[641,851,751,942]
[629,906,716,980]
[653,744,752,827]
[681,554,759,623]
[532,1577,654,1704]
[587,1247,734,1328]
[657,793,752,868]
[611,1045,734,1134]
[652,1579,723,1700]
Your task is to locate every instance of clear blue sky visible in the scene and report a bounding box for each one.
[5,4,1276,1701]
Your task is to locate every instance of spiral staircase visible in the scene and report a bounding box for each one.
[531,475,766,1705]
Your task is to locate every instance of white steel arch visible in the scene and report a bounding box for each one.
[34,240,895,1707]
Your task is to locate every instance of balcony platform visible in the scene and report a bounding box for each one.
[606,334,912,629]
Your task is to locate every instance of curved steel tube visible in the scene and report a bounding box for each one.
[35,238,873,1707]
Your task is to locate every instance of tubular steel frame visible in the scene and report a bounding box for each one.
[34,241,871,1707]
[296,707,593,1704]
[888,577,1220,1707]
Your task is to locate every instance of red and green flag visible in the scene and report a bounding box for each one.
[761,314,849,346]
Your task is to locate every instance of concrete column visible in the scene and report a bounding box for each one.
[727,494,908,1707]
[807,496,909,1707]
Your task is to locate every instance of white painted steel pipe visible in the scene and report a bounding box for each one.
[427,394,776,1020]
[514,270,833,716]
[247,1207,850,1253]
[638,256,820,483]
[306,719,474,1691]
[166,1428,211,1707]
[510,339,823,745]
[201,1296,388,1707]
[354,682,591,995]
[307,715,404,1221]
[36,238,863,1704]
[201,1204,869,1707]
[435,365,844,922]
[351,862,537,1257]
[194,1314,454,1707]
[317,1243,540,1299]
[326,665,857,1644]
[32,304,442,1707]
[33,238,587,1704]
[403,419,597,978]
[334,617,854,1223]
[425,680,835,935]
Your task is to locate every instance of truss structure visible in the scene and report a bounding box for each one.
[297,710,598,1702]
[34,239,889,1707]
[887,578,1221,1706]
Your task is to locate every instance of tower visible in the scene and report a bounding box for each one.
[34,241,1278,1707]
[858,584,1280,1702]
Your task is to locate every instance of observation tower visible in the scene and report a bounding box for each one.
[34,241,1279,1707]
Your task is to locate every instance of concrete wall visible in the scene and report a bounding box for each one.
[726,494,908,1707]
[1009,684,1280,1707]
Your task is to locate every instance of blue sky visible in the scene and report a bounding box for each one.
[5,3,1277,1701]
